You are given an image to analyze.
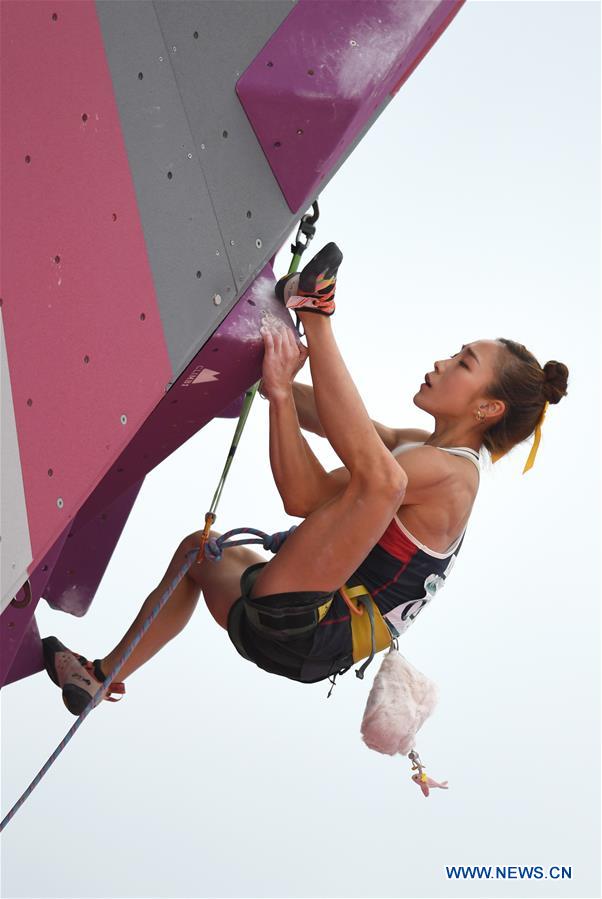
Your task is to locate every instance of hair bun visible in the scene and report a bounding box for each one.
[542,360,569,404]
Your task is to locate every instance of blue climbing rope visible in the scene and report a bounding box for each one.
[204,525,298,560]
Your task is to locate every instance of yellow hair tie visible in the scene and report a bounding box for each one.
[491,401,550,473]
[522,400,549,474]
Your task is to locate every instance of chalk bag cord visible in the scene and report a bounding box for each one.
[0,200,321,833]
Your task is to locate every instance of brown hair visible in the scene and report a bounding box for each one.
[481,339,569,460]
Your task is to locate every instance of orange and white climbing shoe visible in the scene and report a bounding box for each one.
[275,241,343,319]
[42,636,126,716]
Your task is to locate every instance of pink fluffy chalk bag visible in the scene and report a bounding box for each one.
[360,644,450,797]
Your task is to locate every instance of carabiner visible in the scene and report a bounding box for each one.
[290,200,320,257]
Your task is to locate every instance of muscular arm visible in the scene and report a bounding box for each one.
[267,389,330,516]
[291,382,327,436]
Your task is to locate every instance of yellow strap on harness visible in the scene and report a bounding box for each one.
[340,584,393,663]
[317,599,333,623]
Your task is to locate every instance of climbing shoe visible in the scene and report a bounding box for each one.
[42,636,126,716]
[275,241,343,320]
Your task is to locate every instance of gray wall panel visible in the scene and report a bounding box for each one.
[154,1,296,288]
[1,315,33,613]
[94,0,237,373]
[96,0,296,379]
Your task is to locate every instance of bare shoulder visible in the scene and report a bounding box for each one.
[392,428,433,448]
[393,446,479,551]
[392,445,462,507]
[370,421,432,452]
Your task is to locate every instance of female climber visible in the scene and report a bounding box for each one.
[42,242,569,713]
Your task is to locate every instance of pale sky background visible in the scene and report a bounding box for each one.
[2,2,600,898]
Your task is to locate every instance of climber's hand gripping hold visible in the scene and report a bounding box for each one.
[259,320,309,402]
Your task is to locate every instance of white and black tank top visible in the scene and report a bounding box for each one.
[354,441,480,634]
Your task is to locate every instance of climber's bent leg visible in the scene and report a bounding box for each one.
[100,531,265,682]
[297,311,396,474]
[186,532,267,629]
[249,470,406,600]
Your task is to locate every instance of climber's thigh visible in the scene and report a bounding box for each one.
[249,473,405,599]
[180,530,267,630]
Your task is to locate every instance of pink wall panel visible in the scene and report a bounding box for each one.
[1,2,172,568]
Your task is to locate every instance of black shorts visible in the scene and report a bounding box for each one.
[227,562,355,684]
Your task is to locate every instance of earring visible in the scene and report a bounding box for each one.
[475,409,485,422]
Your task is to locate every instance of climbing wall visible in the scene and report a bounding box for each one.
[0,0,464,687]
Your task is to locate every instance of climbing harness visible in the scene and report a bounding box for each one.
[218,533,394,670]
[339,583,400,679]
